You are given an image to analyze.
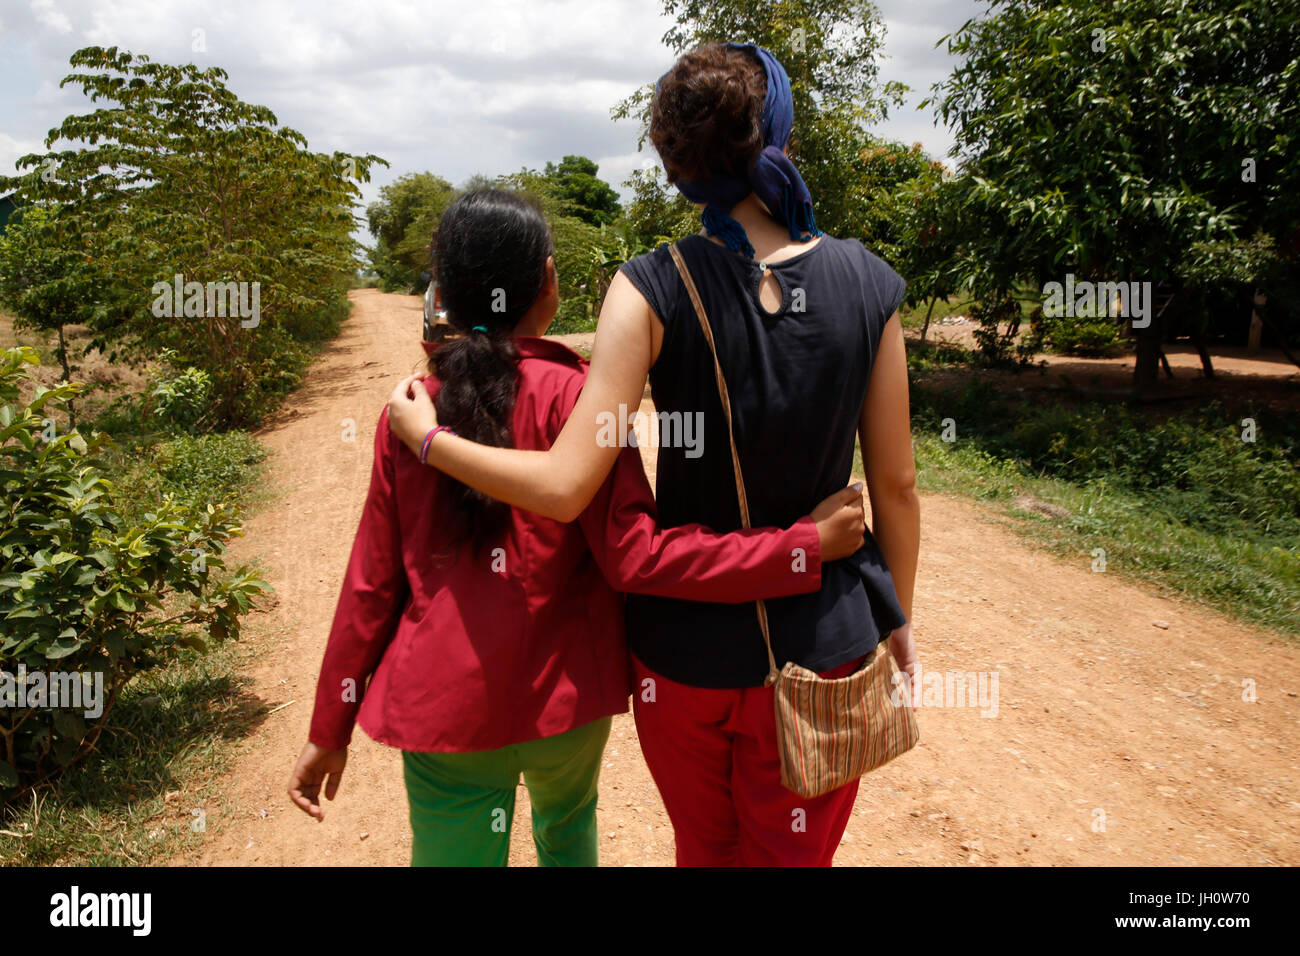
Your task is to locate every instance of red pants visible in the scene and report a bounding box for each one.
[631,652,863,866]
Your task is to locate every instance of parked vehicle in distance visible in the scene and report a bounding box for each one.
[421,265,454,343]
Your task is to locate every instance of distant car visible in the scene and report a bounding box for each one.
[421,267,453,343]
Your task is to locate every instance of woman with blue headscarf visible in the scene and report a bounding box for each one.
[387,42,921,866]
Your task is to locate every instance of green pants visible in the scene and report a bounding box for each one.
[402,716,612,867]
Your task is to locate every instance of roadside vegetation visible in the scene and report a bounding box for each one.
[0,44,374,860]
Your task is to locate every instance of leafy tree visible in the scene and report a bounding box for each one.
[621,166,700,246]
[366,172,457,291]
[847,140,952,277]
[846,142,934,254]
[0,46,385,426]
[882,160,971,343]
[542,155,622,226]
[459,174,499,192]
[365,162,618,296]
[927,0,1300,389]
[0,205,101,400]
[498,168,619,332]
[363,159,633,332]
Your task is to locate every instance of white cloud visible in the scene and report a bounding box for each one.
[29,0,73,35]
[0,132,46,177]
[876,0,972,161]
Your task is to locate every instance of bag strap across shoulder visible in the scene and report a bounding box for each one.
[668,242,780,685]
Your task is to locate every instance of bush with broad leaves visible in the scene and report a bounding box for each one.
[0,347,269,797]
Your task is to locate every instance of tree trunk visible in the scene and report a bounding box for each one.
[56,324,76,429]
[1193,326,1215,379]
[1132,313,1163,393]
[1133,285,1179,394]
[56,323,70,380]
[920,298,937,345]
[1248,289,1265,350]
[1254,310,1300,371]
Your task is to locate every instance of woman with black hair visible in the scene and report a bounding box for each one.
[287,189,869,866]
[386,44,922,866]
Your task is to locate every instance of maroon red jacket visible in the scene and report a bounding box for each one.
[308,336,822,753]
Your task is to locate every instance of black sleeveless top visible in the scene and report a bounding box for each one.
[619,233,909,688]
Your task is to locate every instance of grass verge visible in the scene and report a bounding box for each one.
[857,373,1299,638]
[0,623,275,865]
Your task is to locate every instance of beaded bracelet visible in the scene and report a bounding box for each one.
[419,425,457,464]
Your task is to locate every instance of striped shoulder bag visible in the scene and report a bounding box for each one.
[668,241,919,799]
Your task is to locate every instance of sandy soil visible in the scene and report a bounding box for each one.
[170,289,1300,867]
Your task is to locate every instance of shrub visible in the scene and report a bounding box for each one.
[913,379,1300,541]
[0,347,268,797]
[148,352,214,434]
[1044,312,1124,356]
[970,291,1024,366]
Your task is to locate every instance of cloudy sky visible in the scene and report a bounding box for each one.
[0,0,978,231]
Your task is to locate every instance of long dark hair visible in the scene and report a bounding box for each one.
[429,189,553,554]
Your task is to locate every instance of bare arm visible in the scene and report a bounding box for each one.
[860,312,921,622]
[387,272,658,522]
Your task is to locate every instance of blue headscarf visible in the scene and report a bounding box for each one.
[655,42,821,259]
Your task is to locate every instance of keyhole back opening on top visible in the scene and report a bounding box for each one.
[756,264,784,317]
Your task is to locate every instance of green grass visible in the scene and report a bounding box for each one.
[857,374,1300,638]
[915,434,1294,634]
[110,431,271,522]
[0,624,276,865]
[0,299,359,864]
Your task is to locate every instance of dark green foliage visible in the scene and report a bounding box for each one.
[913,378,1300,541]
[365,173,458,292]
[1043,311,1124,356]
[925,0,1300,379]
[0,348,269,797]
[620,166,700,248]
[0,205,100,389]
[497,167,634,334]
[543,156,622,227]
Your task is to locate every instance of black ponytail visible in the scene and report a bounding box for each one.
[429,189,553,554]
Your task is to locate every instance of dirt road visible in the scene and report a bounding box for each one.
[172,289,1300,866]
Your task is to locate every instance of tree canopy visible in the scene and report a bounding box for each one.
[927,0,1300,384]
[366,172,458,291]
[543,156,622,227]
[0,46,385,425]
